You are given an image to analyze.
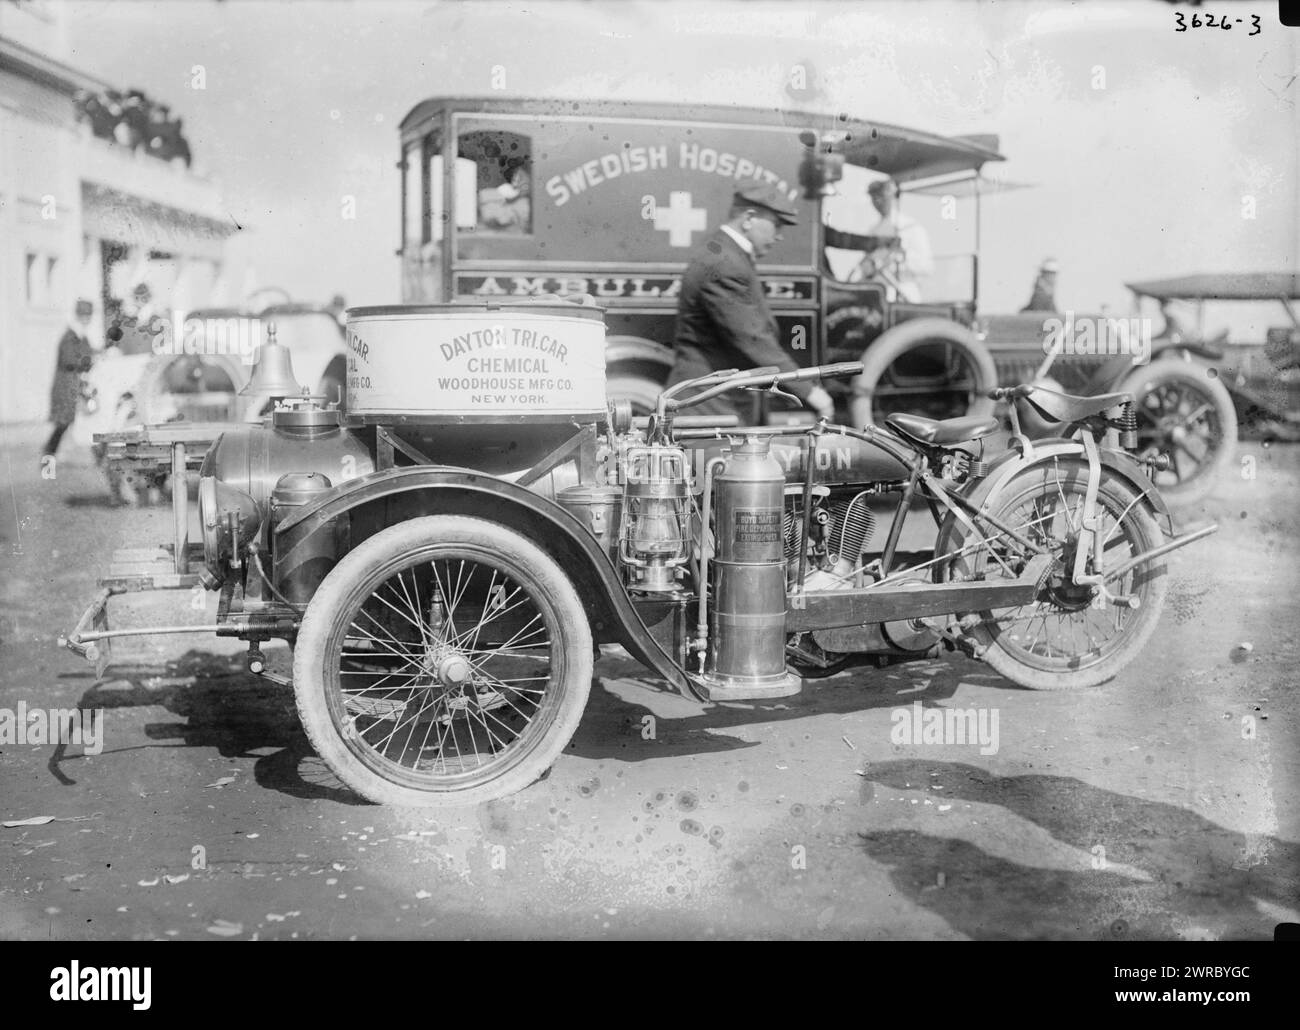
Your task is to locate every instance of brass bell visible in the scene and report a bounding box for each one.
[240,323,303,399]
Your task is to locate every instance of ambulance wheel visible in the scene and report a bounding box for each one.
[293,515,593,806]
[606,374,664,417]
[850,318,998,427]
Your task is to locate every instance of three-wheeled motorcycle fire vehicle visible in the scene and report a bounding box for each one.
[64,303,1214,806]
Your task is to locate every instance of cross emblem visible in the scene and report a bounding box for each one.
[652,190,707,247]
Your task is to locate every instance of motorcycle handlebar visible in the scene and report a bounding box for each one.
[653,360,867,429]
[731,361,863,389]
[786,361,865,382]
[697,361,866,392]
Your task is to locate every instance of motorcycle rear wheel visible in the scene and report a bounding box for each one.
[937,460,1168,689]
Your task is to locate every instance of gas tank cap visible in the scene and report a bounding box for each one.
[273,405,341,438]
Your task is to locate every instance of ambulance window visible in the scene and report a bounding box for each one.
[454,158,477,231]
[421,133,440,243]
[402,140,422,249]
[457,129,533,235]
[425,154,478,241]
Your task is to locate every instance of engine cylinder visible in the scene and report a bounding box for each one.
[198,416,373,585]
[703,437,800,699]
[199,417,374,518]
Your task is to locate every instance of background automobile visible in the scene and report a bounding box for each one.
[75,297,346,502]
[982,272,1300,505]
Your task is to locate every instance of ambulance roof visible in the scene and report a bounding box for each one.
[400,96,1003,183]
[1126,273,1300,301]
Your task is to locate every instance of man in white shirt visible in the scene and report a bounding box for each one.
[827,178,933,302]
[478,158,532,234]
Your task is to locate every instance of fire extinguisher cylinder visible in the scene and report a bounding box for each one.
[702,436,801,700]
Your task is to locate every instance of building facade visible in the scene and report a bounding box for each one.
[0,0,233,424]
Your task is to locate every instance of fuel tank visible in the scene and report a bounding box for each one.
[684,432,909,490]
[199,407,376,519]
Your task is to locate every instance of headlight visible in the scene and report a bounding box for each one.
[198,474,263,582]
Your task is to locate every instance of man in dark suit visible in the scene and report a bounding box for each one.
[665,179,834,422]
[43,299,96,460]
[1020,257,1060,313]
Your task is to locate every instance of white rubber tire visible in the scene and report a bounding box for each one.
[850,317,999,428]
[606,374,664,417]
[293,515,593,806]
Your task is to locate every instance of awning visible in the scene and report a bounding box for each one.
[81,182,234,260]
[0,36,110,96]
[905,172,1036,197]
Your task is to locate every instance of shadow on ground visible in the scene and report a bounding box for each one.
[854,759,1298,940]
[566,654,982,763]
[52,649,362,804]
[49,647,1009,805]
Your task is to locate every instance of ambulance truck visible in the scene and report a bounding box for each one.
[397,96,1004,424]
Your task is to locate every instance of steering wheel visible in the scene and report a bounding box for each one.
[817,231,902,292]
[849,253,883,282]
[818,251,886,293]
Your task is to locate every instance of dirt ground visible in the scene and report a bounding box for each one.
[1,426,1297,940]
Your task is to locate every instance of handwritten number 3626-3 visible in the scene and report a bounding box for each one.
[1175,12,1262,34]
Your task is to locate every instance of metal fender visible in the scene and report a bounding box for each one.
[273,465,693,694]
[1086,344,1223,394]
[954,438,1175,536]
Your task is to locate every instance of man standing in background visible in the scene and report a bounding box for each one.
[665,179,834,423]
[42,299,96,463]
[119,282,163,355]
[1021,258,1061,313]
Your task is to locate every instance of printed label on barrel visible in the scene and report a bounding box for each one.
[345,314,606,416]
[733,508,781,545]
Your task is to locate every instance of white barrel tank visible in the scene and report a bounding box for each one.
[344,302,607,422]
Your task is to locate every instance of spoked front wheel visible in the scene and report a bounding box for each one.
[293,516,593,806]
[937,459,1168,689]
